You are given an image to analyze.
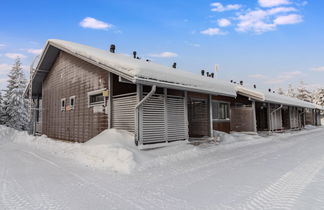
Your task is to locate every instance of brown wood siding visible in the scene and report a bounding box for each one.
[42,51,108,142]
[187,92,209,137]
[213,121,230,133]
[230,106,255,132]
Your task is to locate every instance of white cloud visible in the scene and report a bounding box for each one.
[236,9,276,33]
[200,28,227,36]
[211,2,242,12]
[249,74,267,79]
[258,0,291,8]
[265,71,304,84]
[4,53,26,59]
[311,66,324,72]
[217,18,231,27]
[149,52,178,58]
[0,44,5,48]
[79,17,112,30]
[236,6,302,33]
[26,48,43,55]
[274,14,303,25]
[185,41,200,47]
[0,63,10,74]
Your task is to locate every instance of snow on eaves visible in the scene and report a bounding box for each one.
[45,39,237,97]
[263,91,316,109]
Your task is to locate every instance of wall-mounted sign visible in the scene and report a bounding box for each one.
[102,90,109,97]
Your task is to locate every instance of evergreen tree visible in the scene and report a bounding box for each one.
[276,88,285,95]
[3,57,29,130]
[296,81,313,102]
[0,90,5,124]
[314,88,324,107]
[287,84,296,98]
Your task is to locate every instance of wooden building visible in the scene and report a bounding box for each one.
[25,39,323,146]
[25,39,238,145]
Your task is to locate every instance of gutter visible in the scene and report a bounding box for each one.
[135,85,156,146]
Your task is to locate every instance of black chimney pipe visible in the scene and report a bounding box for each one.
[133,51,137,59]
[210,73,214,78]
[110,44,116,53]
[206,72,210,77]
[240,81,243,85]
[172,62,177,69]
[201,70,205,76]
[268,88,271,92]
[230,80,233,83]
[253,84,256,89]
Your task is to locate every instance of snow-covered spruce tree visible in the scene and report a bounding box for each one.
[0,90,5,125]
[3,57,29,130]
[296,81,313,102]
[276,88,285,96]
[287,84,296,98]
[314,88,324,107]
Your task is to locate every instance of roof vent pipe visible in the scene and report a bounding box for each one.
[240,81,243,85]
[206,72,210,77]
[230,80,233,83]
[172,62,177,69]
[133,51,137,59]
[110,44,116,53]
[268,88,271,92]
[210,73,214,78]
[253,84,256,89]
[201,70,205,76]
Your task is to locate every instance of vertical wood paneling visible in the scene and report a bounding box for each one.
[42,51,108,142]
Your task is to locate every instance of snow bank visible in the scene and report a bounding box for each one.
[0,126,136,174]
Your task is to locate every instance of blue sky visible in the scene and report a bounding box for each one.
[0,0,323,91]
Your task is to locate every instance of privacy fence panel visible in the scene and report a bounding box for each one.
[112,94,137,133]
[140,94,188,144]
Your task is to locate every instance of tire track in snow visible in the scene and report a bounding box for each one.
[237,154,324,210]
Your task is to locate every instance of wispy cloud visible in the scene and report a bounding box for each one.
[4,53,26,59]
[265,71,304,84]
[149,52,178,58]
[26,48,42,55]
[258,0,291,8]
[236,6,302,33]
[0,63,10,74]
[211,2,242,12]
[0,44,6,48]
[249,74,267,79]
[185,41,200,47]
[274,14,303,25]
[311,66,324,72]
[217,18,231,27]
[200,28,227,36]
[79,17,113,30]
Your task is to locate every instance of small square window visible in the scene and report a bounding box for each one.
[61,98,66,111]
[69,96,76,110]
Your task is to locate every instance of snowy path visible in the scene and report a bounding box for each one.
[1,128,324,209]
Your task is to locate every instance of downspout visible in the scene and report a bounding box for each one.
[135,85,156,146]
[299,109,306,129]
[270,104,283,132]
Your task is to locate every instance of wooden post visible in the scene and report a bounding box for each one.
[108,72,113,129]
[164,88,168,143]
[252,100,257,133]
[184,91,189,141]
[267,103,272,132]
[209,94,213,138]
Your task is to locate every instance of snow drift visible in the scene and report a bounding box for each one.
[0,126,136,174]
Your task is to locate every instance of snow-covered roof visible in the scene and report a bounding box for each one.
[35,39,237,97]
[263,91,316,109]
[235,85,265,101]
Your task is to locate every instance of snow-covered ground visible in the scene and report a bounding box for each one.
[1,125,324,209]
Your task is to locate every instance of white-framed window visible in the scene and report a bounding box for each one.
[212,101,230,120]
[60,98,66,111]
[69,96,76,110]
[88,89,106,107]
